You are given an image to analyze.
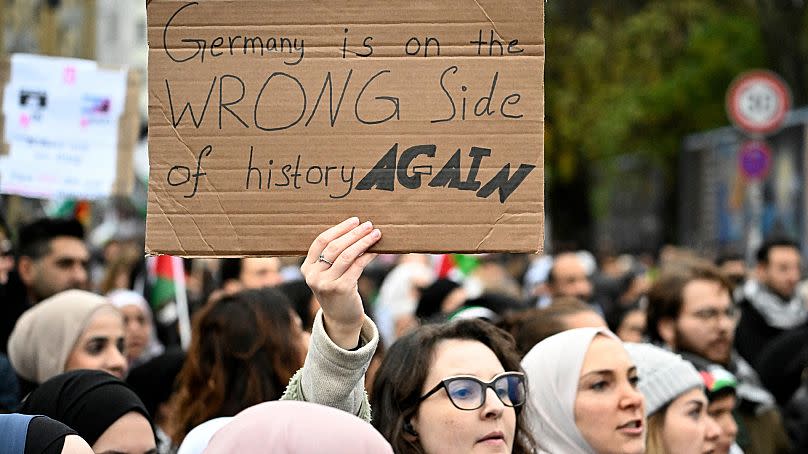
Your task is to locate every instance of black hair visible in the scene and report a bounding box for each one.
[277,279,316,331]
[465,292,528,315]
[715,250,744,267]
[18,218,85,260]
[126,349,186,420]
[605,300,642,333]
[219,258,243,284]
[756,237,800,265]
[415,278,460,320]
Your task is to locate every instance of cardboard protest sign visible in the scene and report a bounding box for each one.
[0,54,140,198]
[146,0,544,256]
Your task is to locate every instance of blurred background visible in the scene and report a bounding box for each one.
[3,0,807,259]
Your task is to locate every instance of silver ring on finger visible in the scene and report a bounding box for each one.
[318,253,334,266]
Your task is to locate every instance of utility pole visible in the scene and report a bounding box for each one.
[39,0,60,56]
[0,0,5,55]
[81,0,96,59]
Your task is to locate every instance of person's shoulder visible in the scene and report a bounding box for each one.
[756,324,808,367]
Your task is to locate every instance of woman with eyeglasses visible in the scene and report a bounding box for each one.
[290,218,533,453]
[371,319,532,453]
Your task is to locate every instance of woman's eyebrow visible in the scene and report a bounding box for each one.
[687,400,705,410]
[581,369,614,378]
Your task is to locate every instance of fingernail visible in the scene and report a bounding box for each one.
[362,220,373,230]
[371,229,381,239]
[348,216,359,224]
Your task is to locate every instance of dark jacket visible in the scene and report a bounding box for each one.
[735,280,808,370]
[736,297,788,367]
[757,326,808,451]
[0,354,20,411]
[0,272,31,355]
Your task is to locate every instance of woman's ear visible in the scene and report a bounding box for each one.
[403,418,419,439]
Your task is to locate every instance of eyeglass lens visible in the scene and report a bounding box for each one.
[445,374,525,410]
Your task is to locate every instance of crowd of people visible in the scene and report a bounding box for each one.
[0,214,806,454]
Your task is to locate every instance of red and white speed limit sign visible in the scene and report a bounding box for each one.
[726,70,791,135]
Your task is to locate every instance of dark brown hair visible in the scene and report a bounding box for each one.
[167,287,304,443]
[500,297,598,356]
[370,319,534,454]
[645,262,732,343]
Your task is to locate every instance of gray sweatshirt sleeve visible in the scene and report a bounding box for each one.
[281,309,378,420]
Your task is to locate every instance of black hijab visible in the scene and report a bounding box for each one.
[126,348,186,418]
[416,278,461,320]
[0,413,76,454]
[18,369,152,446]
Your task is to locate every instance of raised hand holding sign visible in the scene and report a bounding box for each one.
[300,217,381,349]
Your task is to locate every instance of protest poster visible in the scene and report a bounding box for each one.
[146,0,544,256]
[0,54,140,199]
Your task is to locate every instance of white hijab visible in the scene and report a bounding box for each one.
[521,327,619,454]
[106,289,164,365]
[374,261,434,345]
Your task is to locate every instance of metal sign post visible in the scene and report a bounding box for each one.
[726,70,792,264]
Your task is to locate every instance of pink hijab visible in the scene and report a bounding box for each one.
[204,401,392,454]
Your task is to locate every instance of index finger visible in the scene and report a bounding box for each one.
[305,217,360,264]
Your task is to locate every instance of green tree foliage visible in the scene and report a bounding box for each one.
[755,0,807,105]
[545,0,767,246]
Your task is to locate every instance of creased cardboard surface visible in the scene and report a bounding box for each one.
[146,0,544,256]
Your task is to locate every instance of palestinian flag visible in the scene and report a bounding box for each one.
[147,255,193,349]
[50,199,92,225]
[148,255,183,310]
[436,254,480,280]
[699,367,738,397]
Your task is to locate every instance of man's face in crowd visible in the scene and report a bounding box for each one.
[19,236,90,302]
[758,246,801,300]
[549,253,593,302]
[240,257,282,289]
[663,279,736,366]
[707,394,739,454]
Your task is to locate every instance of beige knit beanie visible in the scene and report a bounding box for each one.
[8,289,113,384]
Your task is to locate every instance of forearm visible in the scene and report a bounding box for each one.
[322,313,365,350]
[284,310,378,417]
